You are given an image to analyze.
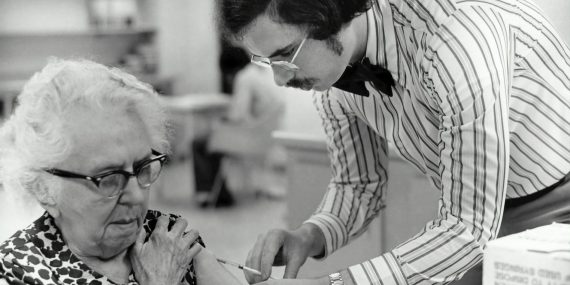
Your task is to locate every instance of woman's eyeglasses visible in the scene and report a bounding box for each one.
[250,37,307,72]
[45,149,168,198]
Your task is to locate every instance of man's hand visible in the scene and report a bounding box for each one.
[255,276,330,285]
[244,223,325,284]
[129,216,202,285]
[254,270,355,285]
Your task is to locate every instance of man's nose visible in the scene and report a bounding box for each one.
[272,67,295,86]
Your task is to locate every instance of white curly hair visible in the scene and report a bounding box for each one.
[0,58,171,205]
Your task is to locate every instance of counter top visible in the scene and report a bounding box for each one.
[273,131,328,151]
[159,93,231,113]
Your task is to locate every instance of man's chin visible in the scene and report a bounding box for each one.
[312,85,329,91]
[292,84,329,92]
[286,84,312,91]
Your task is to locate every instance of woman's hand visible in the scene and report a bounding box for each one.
[129,215,202,285]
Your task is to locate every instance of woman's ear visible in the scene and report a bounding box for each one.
[39,196,60,219]
[34,178,61,218]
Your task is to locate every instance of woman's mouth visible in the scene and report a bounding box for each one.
[113,218,137,224]
[110,218,138,233]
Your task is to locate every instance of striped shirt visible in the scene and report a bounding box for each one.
[305,0,570,284]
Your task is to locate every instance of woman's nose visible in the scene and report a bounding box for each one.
[119,178,146,204]
[272,67,295,86]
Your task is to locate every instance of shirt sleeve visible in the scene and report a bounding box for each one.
[348,6,511,284]
[304,88,390,258]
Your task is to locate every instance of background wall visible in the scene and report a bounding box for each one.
[0,0,220,95]
[539,0,570,44]
[0,0,89,32]
[155,0,220,94]
[278,88,324,135]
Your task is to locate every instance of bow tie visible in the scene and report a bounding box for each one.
[332,58,394,97]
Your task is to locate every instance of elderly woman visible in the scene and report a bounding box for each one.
[0,59,239,284]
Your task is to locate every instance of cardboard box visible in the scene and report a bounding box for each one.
[483,223,570,285]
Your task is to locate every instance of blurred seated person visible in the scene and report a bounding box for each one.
[0,59,239,284]
[199,63,286,206]
[225,62,285,125]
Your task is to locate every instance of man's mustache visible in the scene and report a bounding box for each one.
[286,78,316,90]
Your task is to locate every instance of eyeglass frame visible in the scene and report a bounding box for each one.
[44,149,168,198]
[250,36,308,72]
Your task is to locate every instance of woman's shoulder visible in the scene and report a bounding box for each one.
[144,209,180,220]
[0,212,62,284]
[1,212,53,255]
[143,210,205,247]
[143,209,181,232]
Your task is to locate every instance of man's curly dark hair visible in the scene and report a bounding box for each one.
[217,0,373,41]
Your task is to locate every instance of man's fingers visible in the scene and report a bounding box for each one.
[282,255,304,279]
[245,234,267,284]
[246,234,265,270]
[259,230,285,279]
[244,249,256,284]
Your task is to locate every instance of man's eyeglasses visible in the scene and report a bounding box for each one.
[250,37,307,72]
[45,149,168,198]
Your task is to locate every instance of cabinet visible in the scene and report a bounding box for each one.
[275,131,439,277]
[0,0,169,120]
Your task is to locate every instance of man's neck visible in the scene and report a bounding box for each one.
[349,11,370,64]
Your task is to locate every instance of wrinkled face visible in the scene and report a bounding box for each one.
[241,14,354,91]
[52,104,153,259]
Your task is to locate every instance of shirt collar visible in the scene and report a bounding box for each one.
[35,212,133,283]
[364,0,399,84]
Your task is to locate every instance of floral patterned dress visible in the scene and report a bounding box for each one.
[0,210,202,284]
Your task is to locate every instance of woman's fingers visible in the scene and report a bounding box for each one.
[187,243,203,261]
[170,217,188,237]
[155,214,170,231]
[133,227,147,252]
[181,229,200,249]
